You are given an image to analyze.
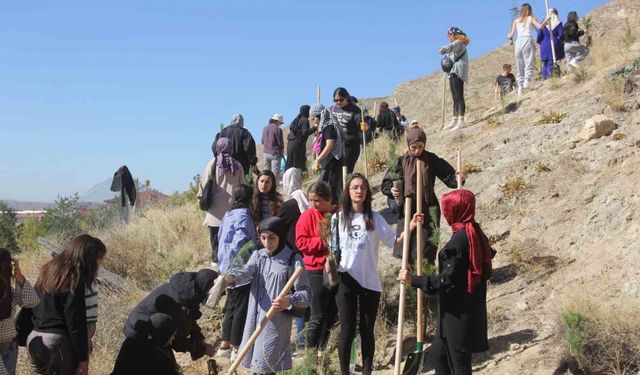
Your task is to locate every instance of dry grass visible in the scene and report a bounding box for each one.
[535,161,551,173]
[505,238,559,275]
[611,132,627,141]
[361,132,406,174]
[485,115,502,130]
[570,66,589,84]
[462,163,481,175]
[534,111,567,125]
[603,78,627,112]
[561,297,640,374]
[501,176,529,197]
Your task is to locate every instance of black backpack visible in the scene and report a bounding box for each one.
[198,162,217,211]
[15,307,34,347]
[441,50,467,73]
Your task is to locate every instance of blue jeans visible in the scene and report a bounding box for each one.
[0,340,18,375]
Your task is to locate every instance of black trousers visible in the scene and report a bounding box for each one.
[320,160,343,205]
[209,226,220,263]
[335,272,380,375]
[431,336,472,375]
[306,270,338,350]
[221,284,251,346]
[344,142,360,174]
[449,74,466,116]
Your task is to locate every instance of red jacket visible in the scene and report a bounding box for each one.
[295,208,328,271]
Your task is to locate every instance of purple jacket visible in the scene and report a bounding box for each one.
[261,122,284,157]
[537,23,565,62]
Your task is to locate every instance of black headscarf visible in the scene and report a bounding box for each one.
[289,105,311,135]
[149,313,177,347]
[258,217,288,254]
[232,185,254,209]
[194,269,216,297]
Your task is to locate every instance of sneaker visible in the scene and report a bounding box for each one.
[523,81,530,89]
[215,347,231,359]
[517,86,523,96]
[210,262,219,272]
[569,59,579,69]
[451,117,465,130]
[443,117,458,130]
[229,350,238,362]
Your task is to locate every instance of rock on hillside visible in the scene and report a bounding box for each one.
[360,0,640,373]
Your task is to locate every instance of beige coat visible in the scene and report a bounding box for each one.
[197,157,245,227]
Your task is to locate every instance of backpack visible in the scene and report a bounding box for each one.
[15,307,34,347]
[198,162,217,211]
[284,250,308,318]
[441,50,467,73]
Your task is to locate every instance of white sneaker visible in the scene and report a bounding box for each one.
[443,117,458,130]
[215,348,231,359]
[229,350,238,362]
[523,81,530,89]
[451,117,465,130]
[517,86,523,96]
[569,59,579,69]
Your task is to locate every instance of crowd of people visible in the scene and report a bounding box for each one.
[0,3,594,375]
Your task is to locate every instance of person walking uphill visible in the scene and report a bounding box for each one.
[225,217,311,375]
[0,249,39,375]
[330,87,362,174]
[27,234,107,375]
[310,104,344,204]
[198,137,245,270]
[376,102,401,140]
[333,174,423,375]
[215,113,259,176]
[564,11,590,69]
[508,3,549,95]
[262,114,285,184]
[286,105,316,171]
[441,27,470,131]
[382,127,463,264]
[123,269,218,362]
[537,8,565,80]
[398,189,495,375]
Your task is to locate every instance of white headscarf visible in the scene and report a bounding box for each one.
[548,8,561,31]
[282,168,310,212]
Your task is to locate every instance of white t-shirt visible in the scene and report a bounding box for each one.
[331,211,397,292]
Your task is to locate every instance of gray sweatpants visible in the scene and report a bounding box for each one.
[263,153,282,184]
[515,37,535,87]
[27,331,77,375]
[565,41,589,63]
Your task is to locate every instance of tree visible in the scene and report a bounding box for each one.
[0,201,18,251]
[42,194,85,240]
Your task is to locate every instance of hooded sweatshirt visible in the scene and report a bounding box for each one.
[295,208,329,271]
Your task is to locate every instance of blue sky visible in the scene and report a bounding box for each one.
[0,0,607,202]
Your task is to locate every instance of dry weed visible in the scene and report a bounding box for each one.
[505,238,558,275]
[603,78,626,111]
[534,112,567,125]
[535,161,551,173]
[485,115,501,129]
[462,163,481,175]
[561,297,640,374]
[611,132,627,141]
[501,176,528,197]
[570,66,589,84]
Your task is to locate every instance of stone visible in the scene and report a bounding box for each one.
[579,115,617,141]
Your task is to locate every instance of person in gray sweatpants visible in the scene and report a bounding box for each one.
[508,3,548,94]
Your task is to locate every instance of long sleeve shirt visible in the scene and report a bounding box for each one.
[261,123,284,157]
[0,280,39,342]
[295,208,329,271]
[441,39,469,82]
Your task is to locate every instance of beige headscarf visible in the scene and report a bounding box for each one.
[283,168,310,212]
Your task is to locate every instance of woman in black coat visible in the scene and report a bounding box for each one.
[286,105,316,171]
[123,269,217,360]
[112,313,180,375]
[381,127,462,264]
[398,189,494,375]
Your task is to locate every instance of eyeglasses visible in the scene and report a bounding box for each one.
[334,97,345,103]
[349,185,366,191]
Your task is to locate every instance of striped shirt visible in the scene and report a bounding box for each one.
[85,285,98,324]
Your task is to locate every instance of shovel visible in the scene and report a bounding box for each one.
[403,160,427,375]
[393,197,413,375]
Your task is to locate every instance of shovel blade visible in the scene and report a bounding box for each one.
[402,351,425,375]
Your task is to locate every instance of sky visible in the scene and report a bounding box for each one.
[0,0,608,202]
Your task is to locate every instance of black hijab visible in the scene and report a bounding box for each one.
[290,105,311,135]
[232,185,254,209]
[259,217,288,254]
[194,269,216,297]
[150,313,177,347]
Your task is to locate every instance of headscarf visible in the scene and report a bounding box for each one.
[448,26,466,37]
[149,313,177,347]
[309,104,344,161]
[215,137,240,177]
[282,168,310,212]
[231,184,254,209]
[194,269,217,298]
[290,105,311,135]
[230,113,244,128]
[441,189,494,294]
[548,8,561,31]
[402,127,428,196]
[259,217,288,254]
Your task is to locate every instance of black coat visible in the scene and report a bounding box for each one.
[110,165,136,207]
[123,273,208,360]
[111,337,180,375]
[286,109,315,171]
[277,199,302,251]
[376,110,402,139]
[411,230,489,353]
[381,151,457,262]
[214,125,258,173]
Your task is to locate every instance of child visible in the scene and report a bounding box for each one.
[216,184,258,360]
[381,127,464,264]
[333,174,422,375]
[397,189,494,375]
[564,11,590,68]
[508,3,549,94]
[250,170,284,223]
[440,27,470,131]
[495,64,517,98]
[226,217,311,374]
[0,249,39,375]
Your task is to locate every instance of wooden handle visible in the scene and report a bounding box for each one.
[342,166,348,190]
[456,149,462,189]
[394,198,412,375]
[226,267,304,375]
[415,160,424,343]
[316,85,321,105]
